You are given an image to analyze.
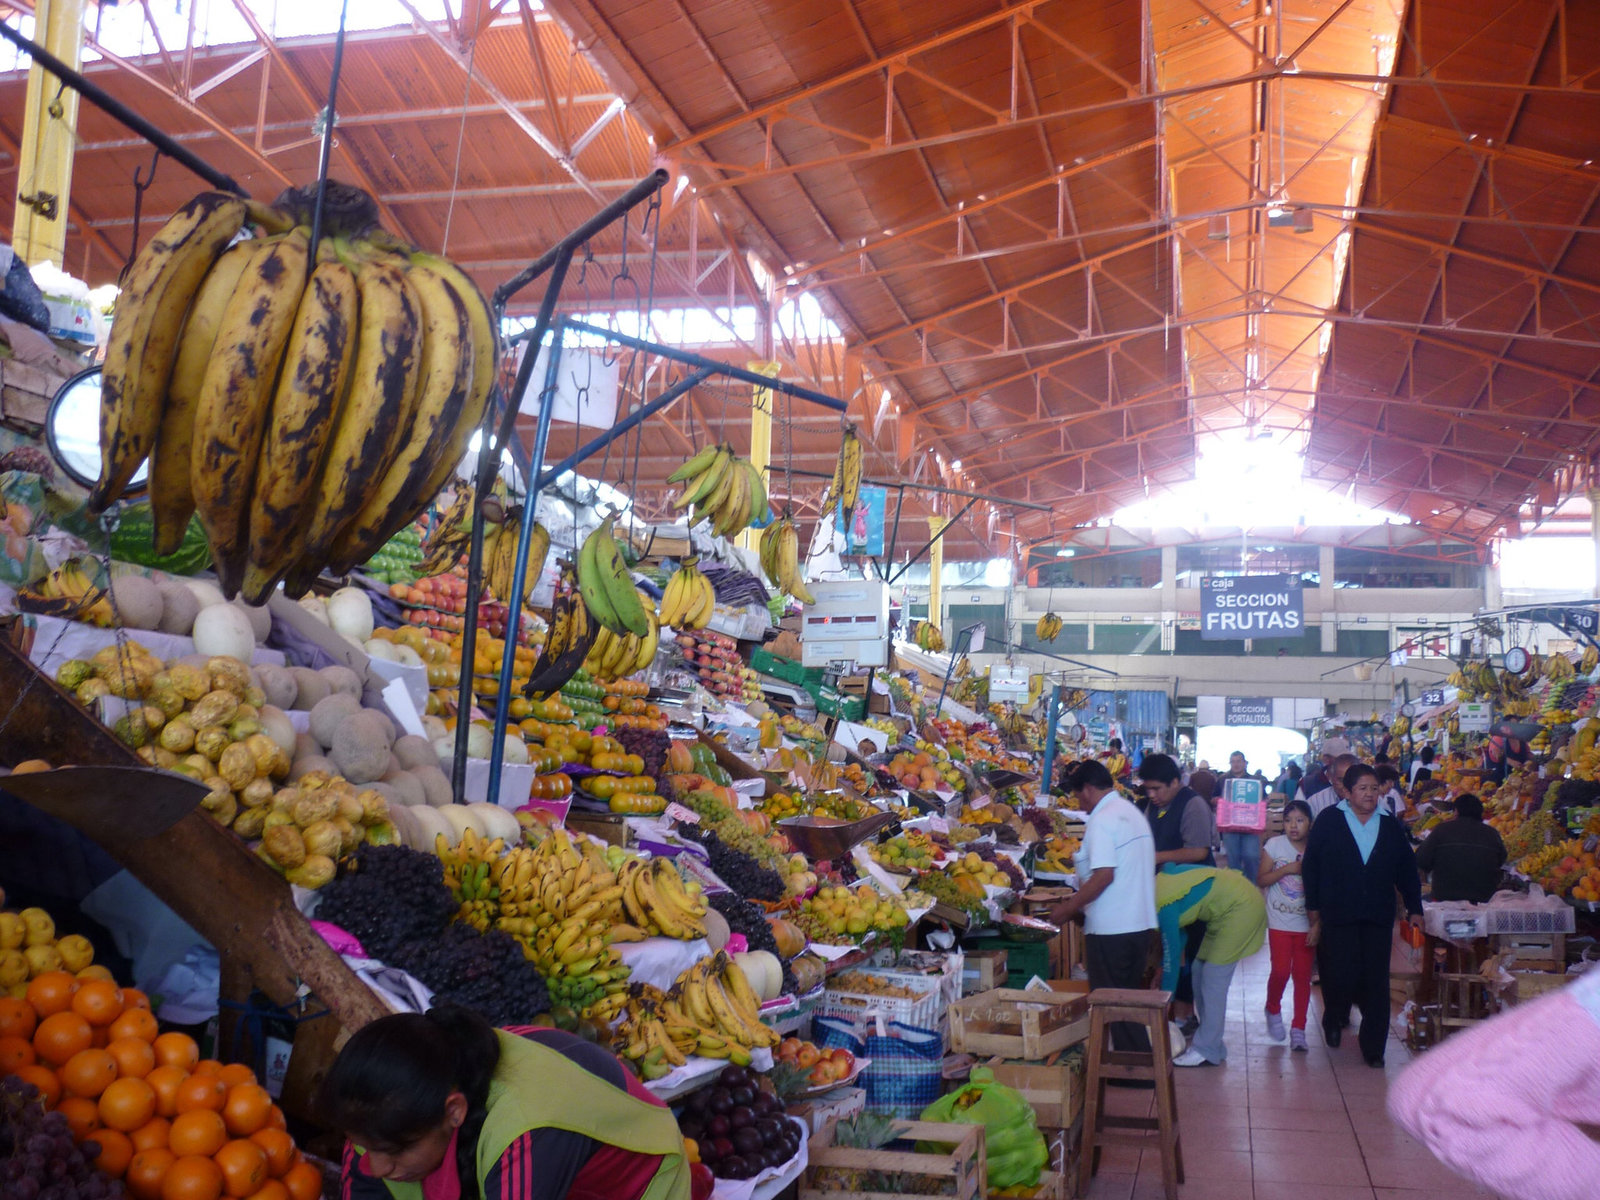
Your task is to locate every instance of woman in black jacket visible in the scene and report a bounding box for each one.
[1302,762,1423,1068]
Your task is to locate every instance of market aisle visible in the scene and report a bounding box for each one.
[1084,943,1504,1200]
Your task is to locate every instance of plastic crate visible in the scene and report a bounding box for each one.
[813,687,865,721]
[814,968,943,1030]
[1004,940,1052,986]
[751,647,806,684]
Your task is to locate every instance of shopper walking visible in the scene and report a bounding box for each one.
[1296,736,1349,803]
[1415,793,1507,902]
[1408,745,1435,786]
[1155,865,1267,1067]
[1305,752,1358,818]
[1218,750,1264,884]
[1258,800,1315,1050]
[1303,762,1424,1067]
[1387,965,1600,1200]
[1048,759,1157,1051]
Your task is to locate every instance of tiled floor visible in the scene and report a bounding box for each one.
[1079,944,1501,1200]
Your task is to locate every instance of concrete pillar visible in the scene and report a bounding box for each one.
[1484,556,1502,611]
[1319,545,1337,652]
[928,516,948,631]
[1589,488,1600,595]
[13,0,85,267]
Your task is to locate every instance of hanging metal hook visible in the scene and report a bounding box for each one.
[121,147,164,285]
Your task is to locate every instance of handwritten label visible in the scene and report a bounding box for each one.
[665,803,700,825]
[930,817,950,834]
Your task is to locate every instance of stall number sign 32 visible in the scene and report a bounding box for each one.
[1200,575,1304,641]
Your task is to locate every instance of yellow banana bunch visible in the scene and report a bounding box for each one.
[98,182,498,602]
[615,984,692,1079]
[821,423,863,518]
[1036,612,1063,642]
[669,444,769,538]
[1546,653,1576,682]
[484,517,550,603]
[617,857,707,941]
[492,828,634,1019]
[584,606,660,682]
[419,485,475,578]
[659,557,716,630]
[20,557,113,626]
[1583,645,1599,674]
[758,516,814,603]
[914,619,946,652]
[658,951,778,1057]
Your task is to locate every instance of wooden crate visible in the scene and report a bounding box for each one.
[985,1054,1084,1130]
[961,950,1009,996]
[1493,932,1565,971]
[1512,970,1571,1003]
[948,987,1091,1061]
[800,1117,986,1200]
[1013,889,1082,979]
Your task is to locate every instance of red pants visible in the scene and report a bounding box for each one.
[1267,928,1315,1029]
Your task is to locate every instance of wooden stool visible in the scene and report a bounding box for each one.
[1077,988,1183,1200]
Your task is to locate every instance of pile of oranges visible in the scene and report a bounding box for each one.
[0,972,320,1200]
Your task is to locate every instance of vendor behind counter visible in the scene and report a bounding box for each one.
[1414,794,1507,904]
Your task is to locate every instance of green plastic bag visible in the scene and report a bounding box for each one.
[919,1066,1047,1189]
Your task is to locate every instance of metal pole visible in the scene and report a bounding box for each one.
[1041,684,1062,796]
[557,319,849,413]
[307,0,352,261]
[493,171,668,310]
[484,329,566,807]
[0,21,247,195]
[453,245,575,798]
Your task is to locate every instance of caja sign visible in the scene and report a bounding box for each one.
[1200,574,1304,641]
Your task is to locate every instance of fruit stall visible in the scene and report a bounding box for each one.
[0,27,1099,1200]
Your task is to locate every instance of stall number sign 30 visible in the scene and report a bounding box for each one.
[1200,575,1304,640]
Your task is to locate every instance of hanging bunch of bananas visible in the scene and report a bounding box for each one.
[91,182,499,604]
[657,951,778,1065]
[668,444,769,537]
[659,557,716,630]
[419,485,475,577]
[1546,652,1577,682]
[1036,612,1063,642]
[522,565,600,697]
[617,856,708,940]
[584,598,660,682]
[16,557,113,626]
[758,516,815,603]
[435,827,507,931]
[954,657,973,680]
[492,828,633,1019]
[1582,645,1600,674]
[954,675,988,706]
[820,423,863,518]
[576,514,653,638]
[913,619,946,652]
[1390,715,1411,738]
[484,515,549,603]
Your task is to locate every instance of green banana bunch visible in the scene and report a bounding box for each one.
[578,515,650,637]
[914,619,946,652]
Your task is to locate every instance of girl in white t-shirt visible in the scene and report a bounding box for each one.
[1258,800,1314,1050]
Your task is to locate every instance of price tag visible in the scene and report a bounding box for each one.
[969,795,991,810]
[665,803,700,825]
[930,816,949,834]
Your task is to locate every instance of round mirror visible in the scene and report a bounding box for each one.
[45,368,147,496]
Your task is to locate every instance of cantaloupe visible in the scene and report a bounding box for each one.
[393,735,436,771]
[412,765,454,807]
[107,575,164,630]
[156,582,201,635]
[309,694,363,748]
[331,711,393,783]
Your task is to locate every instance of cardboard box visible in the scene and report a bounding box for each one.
[567,811,631,848]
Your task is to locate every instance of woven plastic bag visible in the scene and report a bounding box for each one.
[919,1066,1047,1189]
[815,1014,942,1118]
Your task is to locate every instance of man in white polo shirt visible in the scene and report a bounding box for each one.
[1050,759,1158,1051]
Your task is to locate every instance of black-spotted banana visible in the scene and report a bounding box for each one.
[148,237,258,555]
[774,518,815,604]
[283,251,422,596]
[326,250,478,575]
[191,226,312,596]
[240,254,360,603]
[92,191,252,513]
[837,423,863,516]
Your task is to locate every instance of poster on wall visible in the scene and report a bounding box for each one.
[1200,574,1304,641]
[836,484,887,556]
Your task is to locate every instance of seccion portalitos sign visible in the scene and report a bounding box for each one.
[1200,574,1305,641]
